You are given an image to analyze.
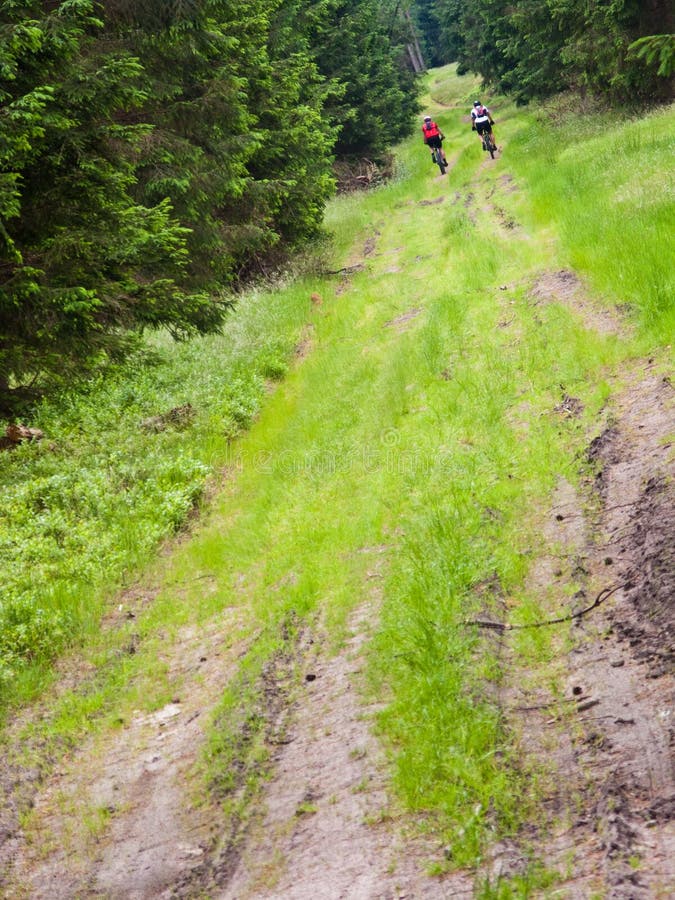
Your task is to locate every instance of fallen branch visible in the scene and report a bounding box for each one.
[320,263,367,276]
[512,698,577,711]
[464,583,623,632]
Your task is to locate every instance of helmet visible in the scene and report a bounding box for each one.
[423,115,432,122]
[473,101,481,107]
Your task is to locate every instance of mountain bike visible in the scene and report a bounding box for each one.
[482,129,497,159]
[431,146,447,175]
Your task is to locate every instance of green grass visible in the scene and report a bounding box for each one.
[508,98,675,341]
[0,283,312,703]
[2,62,673,879]
[427,65,483,108]
[475,859,561,898]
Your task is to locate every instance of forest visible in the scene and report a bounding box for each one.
[412,0,674,104]
[1,1,672,413]
[0,0,418,408]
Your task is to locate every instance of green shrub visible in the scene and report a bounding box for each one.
[0,285,309,699]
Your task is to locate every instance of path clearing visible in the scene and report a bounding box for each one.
[1,110,673,900]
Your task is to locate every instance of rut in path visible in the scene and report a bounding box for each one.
[214,600,471,899]
[494,353,674,891]
[2,617,244,899]
[2,596,472,899]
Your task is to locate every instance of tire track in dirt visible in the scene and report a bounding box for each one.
[572,365,675,898]
[185,555,472,899]
[495,263,674,896]
[4,569,473,899]
[530,269,629,338]
[3,614,249,899]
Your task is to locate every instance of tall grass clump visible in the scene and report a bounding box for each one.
[508,102,675,340]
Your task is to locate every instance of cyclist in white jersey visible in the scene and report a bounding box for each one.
[470,101,496,151]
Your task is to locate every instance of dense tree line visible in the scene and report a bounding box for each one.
[0,0,418,407]
[412,0,674,104]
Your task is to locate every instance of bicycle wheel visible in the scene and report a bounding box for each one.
[486,133,496,158]
[436,149,446,174]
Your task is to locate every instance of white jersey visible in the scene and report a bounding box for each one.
[471,106,491,125]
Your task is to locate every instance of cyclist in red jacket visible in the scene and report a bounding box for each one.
[422,116,447,166]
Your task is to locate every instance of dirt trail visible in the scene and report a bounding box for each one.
[1,169,673,899]
[564,364,675,898]
[215,601,470,900]
[499,272,674,896]
[3,617,245,899]
[2,566,469,899]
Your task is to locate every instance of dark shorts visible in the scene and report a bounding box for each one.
[475,120,492,135]
[426,135,442,149]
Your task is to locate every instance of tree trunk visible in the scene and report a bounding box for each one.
[403,8,426,72]
[407,44,423,74]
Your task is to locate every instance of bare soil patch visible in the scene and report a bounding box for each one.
[489,203,519,232]
[530,269,629,337]
[214,601,472,900]
[2,615,248,899]
[497,173,519,194]
[363,237,377,257]
[499,363,674,896]
[295,323,316,361]
[477,151,500,173]
[384,308,422,331]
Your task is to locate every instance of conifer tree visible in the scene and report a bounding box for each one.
[309,0,419,156]
[422,0,674,103]
[0,0,421,406]
[105,0,335,283]
[0,0,225,405]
